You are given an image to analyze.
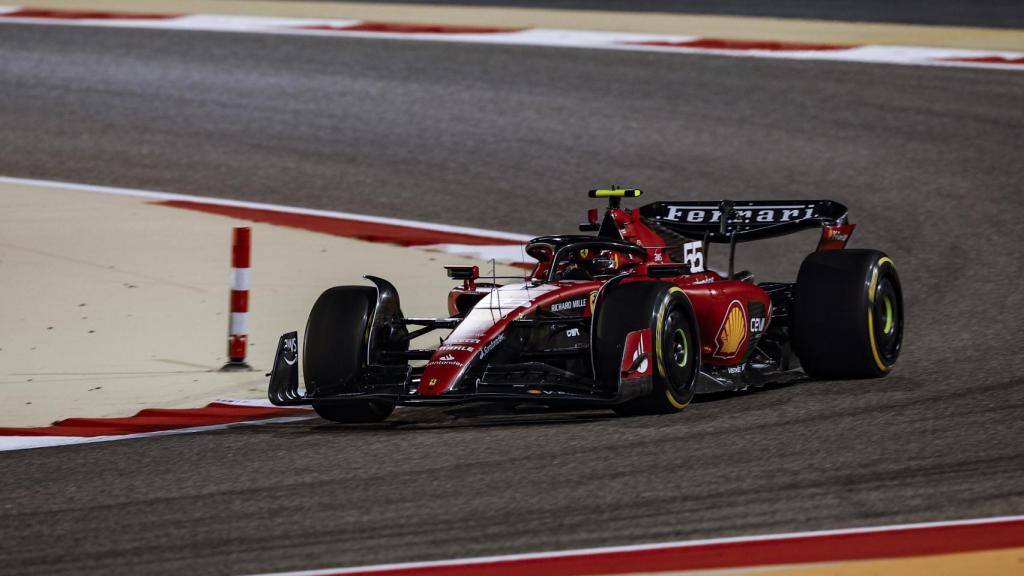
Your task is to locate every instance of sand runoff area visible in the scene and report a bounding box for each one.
[0,179,518,426]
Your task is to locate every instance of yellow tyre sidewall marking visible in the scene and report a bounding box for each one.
[657,287,689,410]
[868,257,895,304]
[867,257,896,372]
[883,297,894,334]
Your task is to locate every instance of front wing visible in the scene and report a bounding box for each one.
[267,332,652,407]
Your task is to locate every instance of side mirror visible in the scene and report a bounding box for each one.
[444,265,479,290]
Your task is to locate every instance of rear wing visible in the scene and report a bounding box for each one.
[638,200,849,243]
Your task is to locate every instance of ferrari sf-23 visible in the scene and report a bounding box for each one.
[268,189,903,422]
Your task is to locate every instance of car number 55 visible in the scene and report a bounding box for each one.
[683,241,704,273]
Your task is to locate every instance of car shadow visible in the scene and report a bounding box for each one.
[240,379,810,437]
[691,377,806,404]
[292,381,809,434]
[306,404,619,433]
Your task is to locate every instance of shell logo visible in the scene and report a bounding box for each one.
[714,300,747,358]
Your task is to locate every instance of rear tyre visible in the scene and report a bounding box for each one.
[304,286,395,423]
[793,250,903,379]
[594,282,699,416]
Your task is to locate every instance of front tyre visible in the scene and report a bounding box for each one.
[636,295,699,414]
[304,286,395,423]
[793,250,903,379]
[595,282,699,416]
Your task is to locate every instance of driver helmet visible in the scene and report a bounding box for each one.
[569,248,618,276]
[588,250,620,276]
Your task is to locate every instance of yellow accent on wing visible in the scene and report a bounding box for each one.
[589,188,643,198]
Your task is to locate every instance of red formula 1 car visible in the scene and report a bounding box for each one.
[268,189,903,423]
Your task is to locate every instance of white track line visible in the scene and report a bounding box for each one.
[0,175,533,243]
[245,514,1024,576]
[0,175,533,267]
[0,8,1021,71]
[0,414,316,452]
[0,399,315,452]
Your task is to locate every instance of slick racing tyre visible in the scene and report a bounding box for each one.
[595,282,700,416]
[304,286,395,423]
[793,250,903,379]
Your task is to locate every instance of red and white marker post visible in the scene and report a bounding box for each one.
[223,226,252,370]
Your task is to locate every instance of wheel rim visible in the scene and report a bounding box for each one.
[882,296,895,335]
[662,308,695,398]
[672,328,688,368]
[872,276,901,362]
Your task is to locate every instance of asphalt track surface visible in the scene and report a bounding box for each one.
[282,0,1024,29]
[2,24,1024,576]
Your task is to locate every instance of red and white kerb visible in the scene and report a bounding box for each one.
[227,227,251,364]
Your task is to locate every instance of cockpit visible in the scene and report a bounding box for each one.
[525,236,647,282]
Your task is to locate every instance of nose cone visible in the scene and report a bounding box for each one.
[418,312,499,396]
[417,282,560,396]
[418,349,473,395]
